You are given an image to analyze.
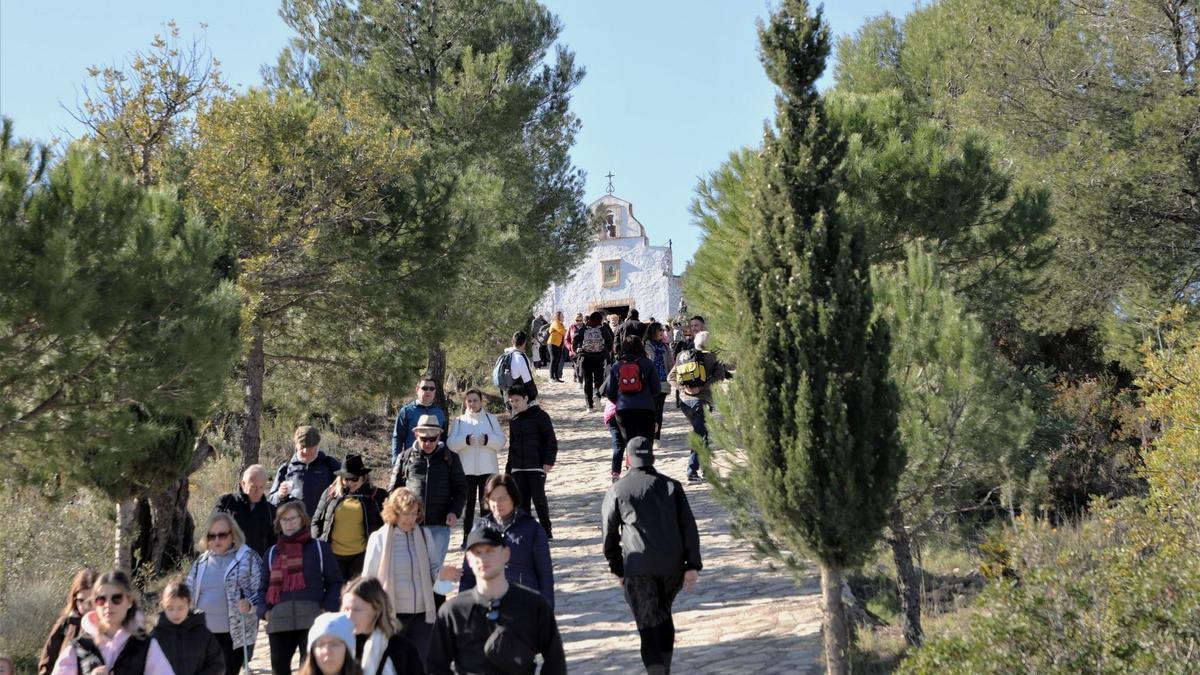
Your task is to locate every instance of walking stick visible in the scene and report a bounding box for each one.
[240,592,253,675]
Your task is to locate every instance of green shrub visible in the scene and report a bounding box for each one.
[902,313,1200,674]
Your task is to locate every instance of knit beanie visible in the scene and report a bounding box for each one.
[307,612,357,659]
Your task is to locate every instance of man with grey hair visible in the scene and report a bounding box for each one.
[215,463,277,557]
[668,330,729,483]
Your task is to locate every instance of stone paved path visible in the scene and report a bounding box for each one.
[251,372,824,673]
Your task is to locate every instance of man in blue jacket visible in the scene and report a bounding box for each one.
[391,376,448,463]
[268,425,341,519]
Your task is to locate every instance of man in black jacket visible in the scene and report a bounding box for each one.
[391,414,468,565]
[504,384,558,539]
[601,437,702,675]
[428,528,565,675]
[614,308,645,347]
[214,464,277,557]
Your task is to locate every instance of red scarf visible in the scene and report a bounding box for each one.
[267,529,311,605]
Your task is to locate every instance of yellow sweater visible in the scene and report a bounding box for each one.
[330,498,366,556]
[548,320,566,347]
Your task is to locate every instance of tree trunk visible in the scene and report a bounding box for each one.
[241,325,265,470]
[820,564,850,675]
[427,344,448,409]
[115,499,137,573]
[888,505,924,647]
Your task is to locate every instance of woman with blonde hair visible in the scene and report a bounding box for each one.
[37,568,97,675]
[312,454,385,580]
[184,510,265,675]
[51,569,174,674]
[340,577,425,675]
[362,488,459,663]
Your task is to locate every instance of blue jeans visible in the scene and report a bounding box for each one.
[425,525,451,574]
[680,399,709,476]
[609,420,626,474]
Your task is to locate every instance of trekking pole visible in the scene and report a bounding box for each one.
[240,591,253,675]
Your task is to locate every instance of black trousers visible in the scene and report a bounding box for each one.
[269,629,308,675]
[396,612,434,664]
[335,552,364,581]
[581,356,607,408]
[625,573,684,673]
[213,632,249,675]
[462,473,491,544]
[549,344,565,380]
[653,392,668,440]
[511,470,552,538]
[616,408,656,451]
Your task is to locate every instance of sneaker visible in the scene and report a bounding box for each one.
[687,473,703,484]
[611,471,621,483]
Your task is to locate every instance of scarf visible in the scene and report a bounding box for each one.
[360,629,399,675]
[267,529,311,605]
[375,524,437,624]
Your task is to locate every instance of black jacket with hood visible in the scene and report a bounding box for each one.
[151,611,224,675]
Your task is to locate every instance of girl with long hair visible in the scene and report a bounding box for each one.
[51,570,174,674]
[38,568,96,675]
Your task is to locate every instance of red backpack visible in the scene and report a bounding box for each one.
[618,359,644,394]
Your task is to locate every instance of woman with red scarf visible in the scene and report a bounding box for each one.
[264,501,343,675]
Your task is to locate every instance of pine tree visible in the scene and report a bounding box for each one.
[0,121,240,571]
[703,3,903,672]
[872,245,1035,646]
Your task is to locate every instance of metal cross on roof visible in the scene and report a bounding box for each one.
[605,172,615,194]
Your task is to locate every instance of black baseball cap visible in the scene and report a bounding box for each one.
[465,527,508,551]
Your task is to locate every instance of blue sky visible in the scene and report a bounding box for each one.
[0,0,917,273]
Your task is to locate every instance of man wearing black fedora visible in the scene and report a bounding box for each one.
[311,453,386,580]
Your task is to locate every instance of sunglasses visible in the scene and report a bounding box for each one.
[485,598,501,621]
[420,386,436,392]
[207,530,231,541]
[93,593,126,607]
[418,436,439,443]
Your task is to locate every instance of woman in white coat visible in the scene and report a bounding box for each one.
[446,387,506,549]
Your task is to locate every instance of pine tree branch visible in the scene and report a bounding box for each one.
[0,322,131,439]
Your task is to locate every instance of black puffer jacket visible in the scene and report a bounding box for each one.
[214,488,276,557]
[390,442,467,526]
[151,611,224,675]
[311,484,386,542]
[601,465,702,578]
[505,405,558,471]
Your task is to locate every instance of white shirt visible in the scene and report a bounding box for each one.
[505,347,534,386]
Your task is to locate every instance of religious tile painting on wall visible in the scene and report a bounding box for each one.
[601,259,621,288]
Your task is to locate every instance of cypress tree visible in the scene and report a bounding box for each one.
[705,2,904,672]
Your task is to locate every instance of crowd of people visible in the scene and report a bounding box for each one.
[25,311,726,675]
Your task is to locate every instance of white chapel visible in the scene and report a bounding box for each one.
[533,192,683,322]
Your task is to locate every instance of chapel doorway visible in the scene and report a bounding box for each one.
[598,304,630,321]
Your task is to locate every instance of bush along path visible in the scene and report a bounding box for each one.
[251,373,824,673]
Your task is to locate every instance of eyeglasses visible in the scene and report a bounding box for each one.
[207,530,231,541]
[485,598,501,621]
[420,386,436,392]
[418,436,439,443]
[93,593,126,607]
